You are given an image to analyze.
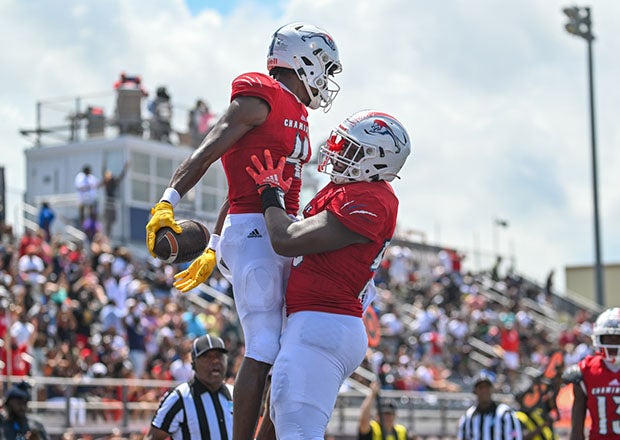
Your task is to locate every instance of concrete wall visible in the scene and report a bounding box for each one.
[565,263,620,308]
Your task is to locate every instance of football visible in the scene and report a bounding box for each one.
[153,219,210,264]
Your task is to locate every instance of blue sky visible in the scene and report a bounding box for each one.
[184,0,282,16]
[1,0,620,294]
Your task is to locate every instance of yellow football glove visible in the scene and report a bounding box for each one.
[146,201,182,257]
[173,248,217,292]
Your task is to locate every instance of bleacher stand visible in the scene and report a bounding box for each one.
[0,216,599,437]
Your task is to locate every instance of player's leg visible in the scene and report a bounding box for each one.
[232,267,286,440]
[270,311,368,440]
[219,214,289,440]
[255,378,276,440]
[233,358,272,439]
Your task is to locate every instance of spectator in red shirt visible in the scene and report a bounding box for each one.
[499,316,520,386]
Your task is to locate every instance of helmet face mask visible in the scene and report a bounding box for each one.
[592,308,620,364]
[318,110,411,184]
[268,22,342,112]
[319,131,369,183]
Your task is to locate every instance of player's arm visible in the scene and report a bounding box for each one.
[569,382,586,440]
[265,208,369,257]
[213,198,229,236]
[245,149,369,256]
[562,364,586,440]
[147,96,268,254]
[170,96,268,196]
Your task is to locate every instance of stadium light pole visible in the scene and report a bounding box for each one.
[493,218,509,259]
[563,5,604,306]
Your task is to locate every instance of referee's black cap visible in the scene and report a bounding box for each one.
[192,334,228,359]
[473,371,495,387]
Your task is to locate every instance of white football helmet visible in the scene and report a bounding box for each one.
[592,307,620,364]
[267,22,342,112]
[318,110,411,184]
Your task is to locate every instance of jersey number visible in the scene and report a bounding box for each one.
[286,133,310,179]
[291,132,310,162]
[596,395,620,434]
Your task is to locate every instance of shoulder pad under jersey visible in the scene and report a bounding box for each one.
[232,72,277,90]
[562,364,583,384]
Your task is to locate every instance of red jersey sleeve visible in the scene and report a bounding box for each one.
[231,72,279,109]
[325,183,395,242]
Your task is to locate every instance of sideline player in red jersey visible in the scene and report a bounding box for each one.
[563,307,620,440]
[246,110,411,439]
[145,23,342,440]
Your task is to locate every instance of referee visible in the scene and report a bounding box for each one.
[457,372,522,440]
[147,335,233,440]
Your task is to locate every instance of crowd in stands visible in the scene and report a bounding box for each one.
[112,72,216,147]
[0,216,597,430]
[0,224,242,425]
[359,245,596,396]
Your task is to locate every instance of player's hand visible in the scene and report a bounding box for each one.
[146,202,182,257]
[173,248,216,292]
[246,149,292,195]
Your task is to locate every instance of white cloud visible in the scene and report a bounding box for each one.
[1,0,619,291]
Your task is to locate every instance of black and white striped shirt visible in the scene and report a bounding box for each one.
[457,402,522,440]
[151,378,233,440]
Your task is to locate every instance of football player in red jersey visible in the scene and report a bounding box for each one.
[145,23,342,440]
[246,110,411,439]
[563,307,620,440]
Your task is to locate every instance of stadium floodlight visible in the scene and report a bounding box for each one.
[562,5,604,306]
[562,6,581,19]
[562,6,594,40]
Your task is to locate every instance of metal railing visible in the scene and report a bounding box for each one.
[16,198,87,244]
[477,275,564,335]
[1,374,517,438]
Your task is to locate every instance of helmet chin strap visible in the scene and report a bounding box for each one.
[604,358,620,372]
[601,347,620,371]
[307,93,321,110]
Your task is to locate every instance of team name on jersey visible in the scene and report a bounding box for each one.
[283,118,309,133]
[591,386,620,395]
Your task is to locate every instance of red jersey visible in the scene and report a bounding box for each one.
[500,328,519,352]
[0,344,30,377]
[578,354,620,438]
[286,181,399,317]
[222,72,310,216]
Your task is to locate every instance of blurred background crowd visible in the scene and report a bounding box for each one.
[0,215,597,418]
